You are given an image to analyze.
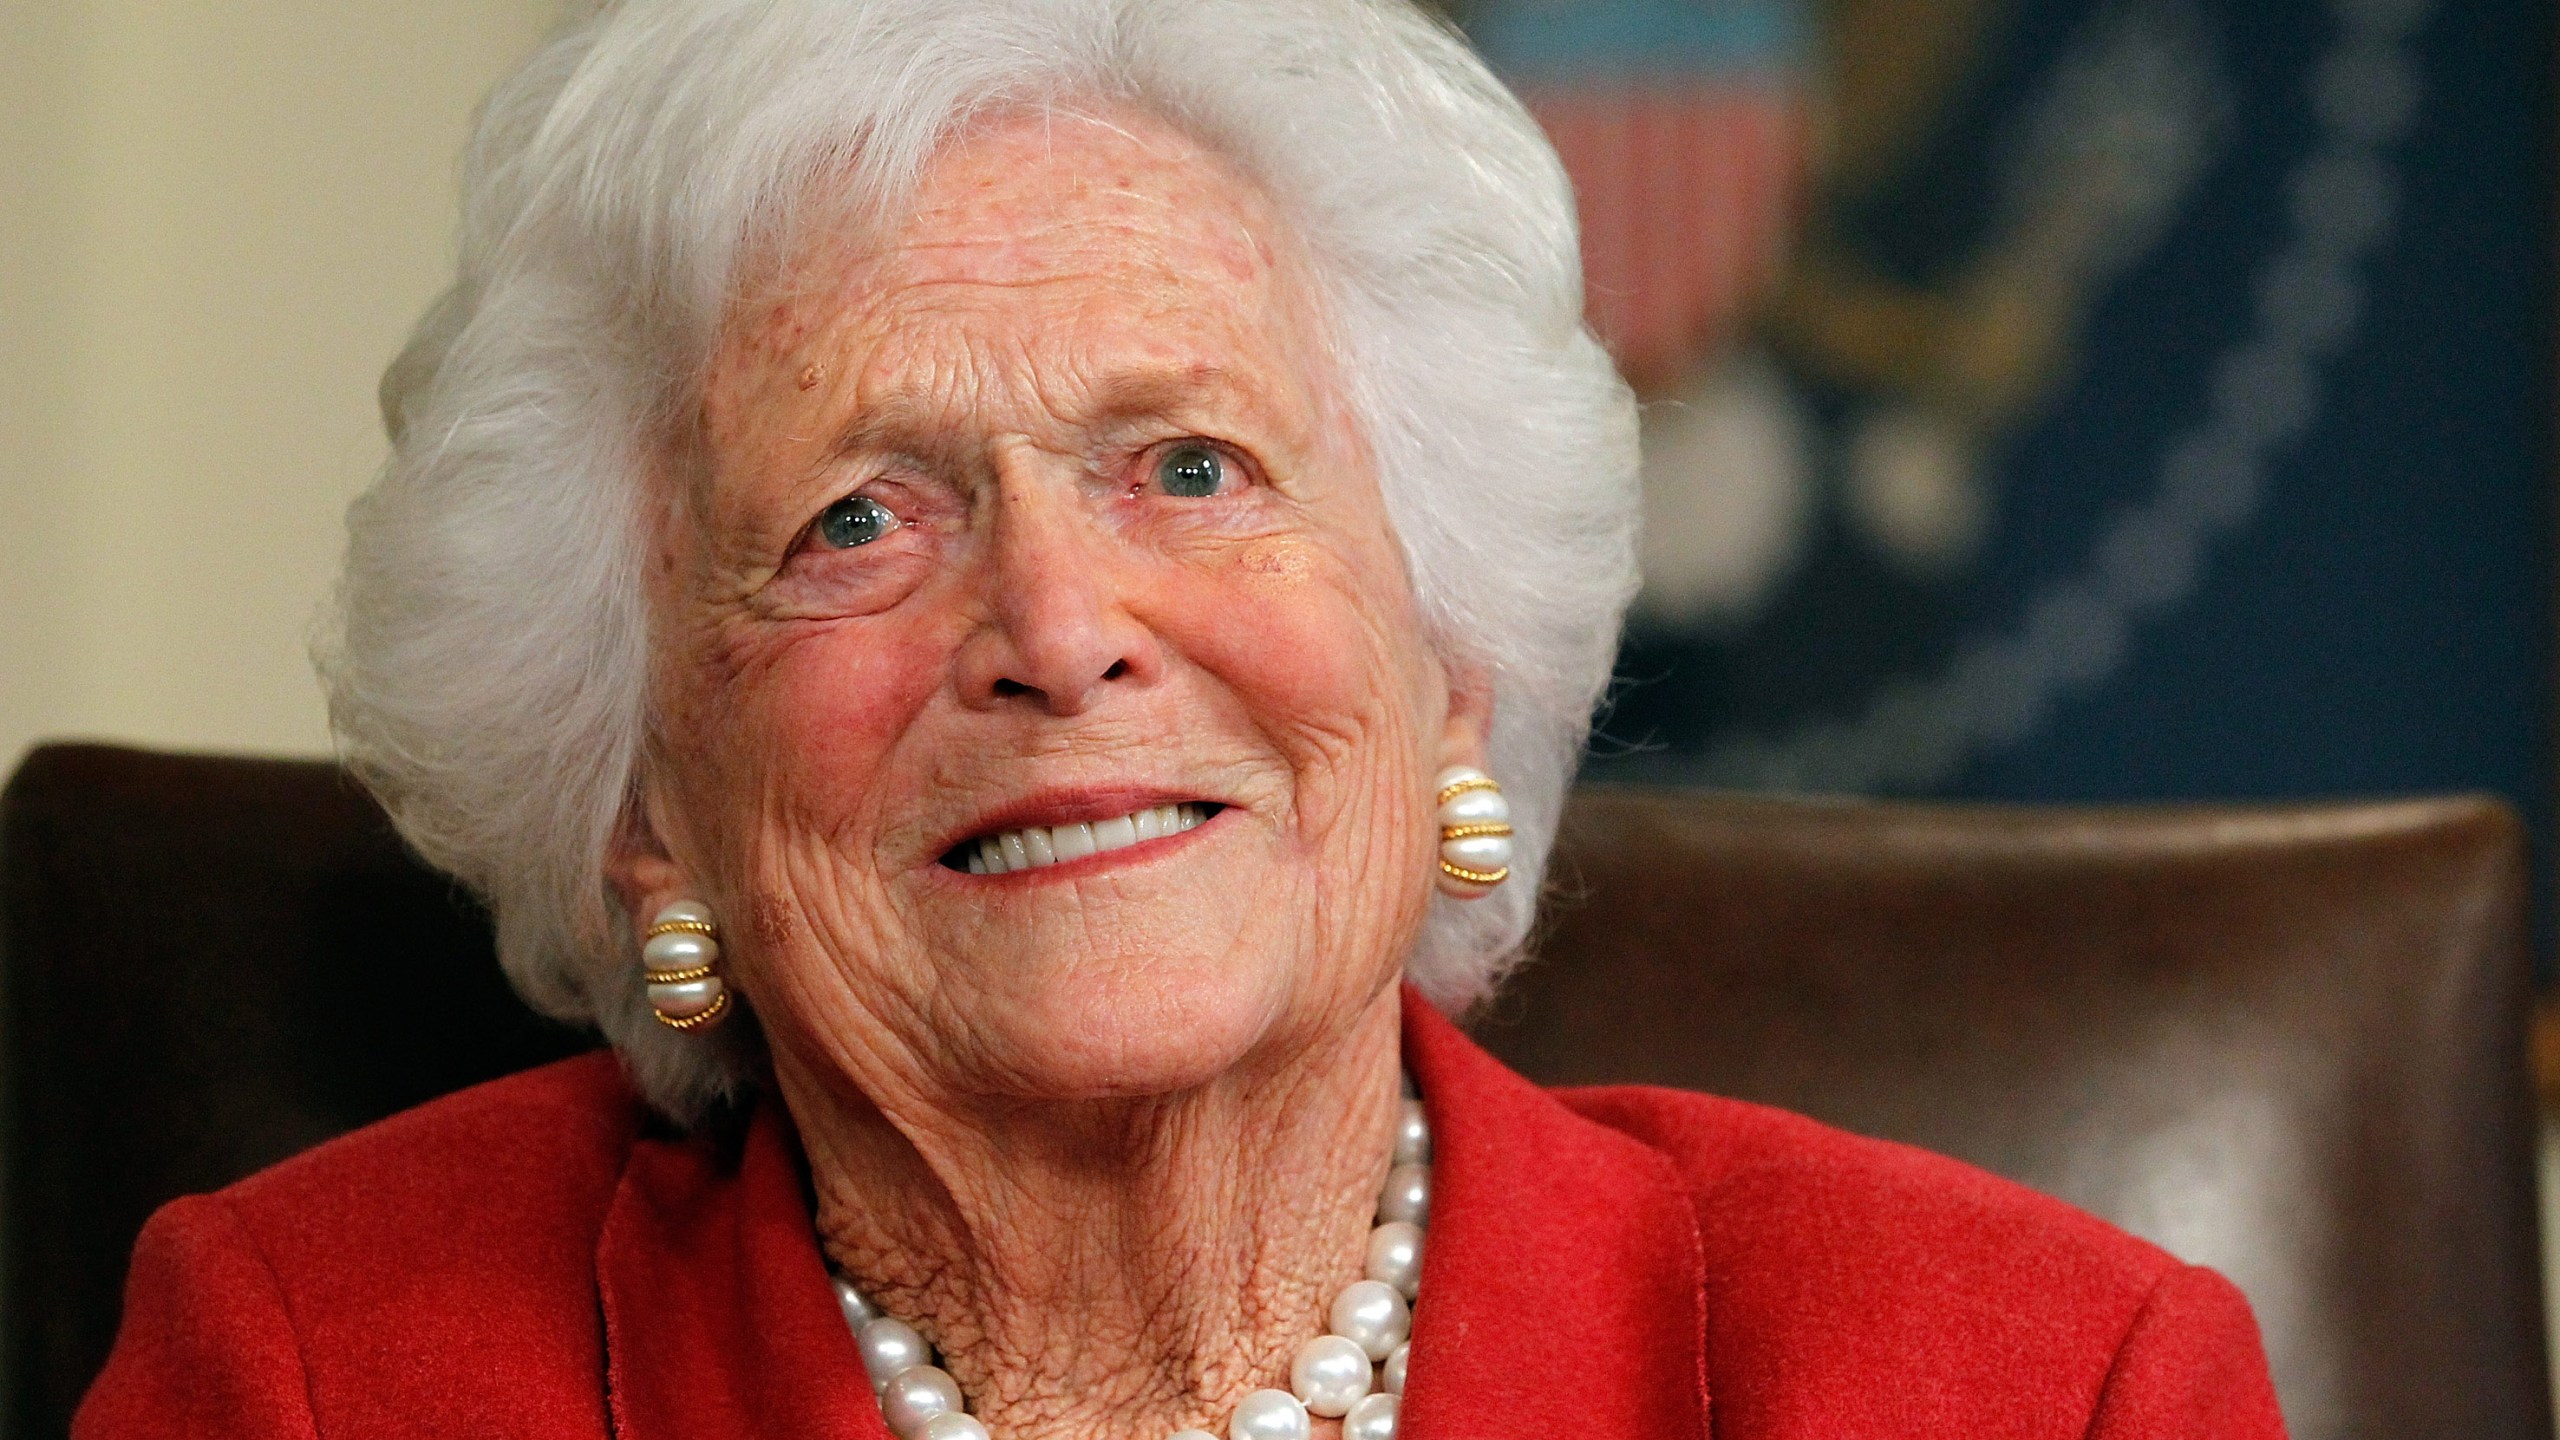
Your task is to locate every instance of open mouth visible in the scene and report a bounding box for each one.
[941,802,1226,874]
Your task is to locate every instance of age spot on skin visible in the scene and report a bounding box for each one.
[798,363,827,391]
[751,892,799,951]
[1239,540,1316,583]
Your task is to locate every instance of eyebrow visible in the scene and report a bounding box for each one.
[828,362,1280,464]
[1086,364,1262,425]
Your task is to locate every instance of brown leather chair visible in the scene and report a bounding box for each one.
[0,746,591,1439]
[2,745,2547,1438]
[1476,788,2550,1440]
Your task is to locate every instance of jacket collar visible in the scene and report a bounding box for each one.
[599,991,1710,1439]
[599,1100,889,1439]
[1398,992,1711,1439]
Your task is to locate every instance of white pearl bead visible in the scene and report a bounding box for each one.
[832,1276,878,1331]
[1365,1221,1423,1299]
[1384,1342,1408,1395]
[646,975,725,1020]
[1168,1432,1221,1440]
[1391,1099,1429,1167]
[1440,832,1514,872]
[1328,1279,1411,1361]
[879,1364,964,1436]
[653,900,713,927]
[1434,786,1509,827]
[1376,1163,1429,1227]
[1289,1334,1373,1417]
[1227,1387,1310,1440]
[916,1414,989,1440]
[643,929,718,970]
[1343,1392,1399,1440]
[857,1317,929,1393]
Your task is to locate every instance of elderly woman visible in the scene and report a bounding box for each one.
[79,1,2282,1436]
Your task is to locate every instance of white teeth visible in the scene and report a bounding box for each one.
[966,803,1211,874]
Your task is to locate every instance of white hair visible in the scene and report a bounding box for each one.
[324,0,1639,1119]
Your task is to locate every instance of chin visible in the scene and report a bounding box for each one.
[970,949,1305,1102]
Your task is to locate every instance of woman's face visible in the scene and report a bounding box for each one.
[621,107,1481,1107]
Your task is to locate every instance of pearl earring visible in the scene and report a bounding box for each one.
[641,900,731,1030]
[1434,766,1512,898]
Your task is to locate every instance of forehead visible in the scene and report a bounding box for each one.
[715,105,1318,432]
[891,106,1285,298]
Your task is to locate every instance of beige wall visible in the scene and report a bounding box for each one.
[0,0,562,775]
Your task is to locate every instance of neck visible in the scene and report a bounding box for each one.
[780,992,1404,1440]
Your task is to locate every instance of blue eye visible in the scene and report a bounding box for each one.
[816,494,898,549]
[1156,444,1226,498]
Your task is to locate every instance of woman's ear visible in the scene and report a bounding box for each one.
[603,784,689,935]
[1436,656,1496,774]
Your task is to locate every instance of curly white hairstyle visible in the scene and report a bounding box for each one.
[324,0,1639,1120]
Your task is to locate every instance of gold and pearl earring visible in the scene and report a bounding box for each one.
[1433,765,1512,897]
[641,900,731,1030]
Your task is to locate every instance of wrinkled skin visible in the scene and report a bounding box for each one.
[607,104,1488,1438]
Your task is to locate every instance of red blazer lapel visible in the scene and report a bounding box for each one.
[599,1105,890,1440]
[1402,993,1712,1440]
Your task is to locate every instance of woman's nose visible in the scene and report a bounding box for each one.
[953,464,1160,716]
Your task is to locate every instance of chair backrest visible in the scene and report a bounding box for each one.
[1,746,2545,1438]
[0,746,591,1439]
[1476,787,2549,1440]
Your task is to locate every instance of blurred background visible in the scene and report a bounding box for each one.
[0,1,562,771]
[0,0,2551,1411]
[1460,0,2552,837]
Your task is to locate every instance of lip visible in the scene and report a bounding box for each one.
[929,786,1231,876]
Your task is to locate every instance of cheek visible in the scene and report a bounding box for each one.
[1163,535,1436,787]
[674,617,951,861]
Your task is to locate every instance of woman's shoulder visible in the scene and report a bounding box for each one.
[219,1049,644,1232]
[171,1050,647,1321]
[1552,1083,2283,1434]
[80,1054,647,1437]
[1556,1081,2156,1262]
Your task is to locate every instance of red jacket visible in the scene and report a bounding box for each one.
[79,997,2285,1437]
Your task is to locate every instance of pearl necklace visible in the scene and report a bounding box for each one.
[828,1092,1430,1440]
